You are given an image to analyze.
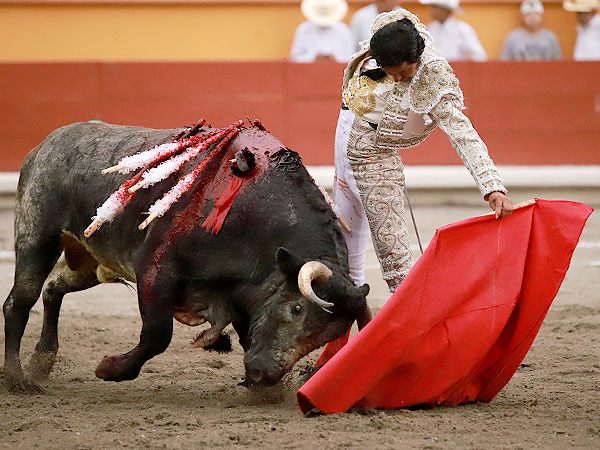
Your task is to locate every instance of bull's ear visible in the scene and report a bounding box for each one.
[338,281,370,317]
[276,247,305,277]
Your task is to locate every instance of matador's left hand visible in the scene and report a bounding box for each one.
[487,192,513,219]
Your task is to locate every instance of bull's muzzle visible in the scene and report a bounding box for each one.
[244,355,284,387]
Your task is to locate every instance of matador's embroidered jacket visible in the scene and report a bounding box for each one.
[341,9,507,198]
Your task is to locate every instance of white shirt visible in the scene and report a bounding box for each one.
[574,13,600,61]
[290,21,355,63]
[427,17,487,61]
[350,4,401,52]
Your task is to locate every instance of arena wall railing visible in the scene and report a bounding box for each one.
[1,61,599,172]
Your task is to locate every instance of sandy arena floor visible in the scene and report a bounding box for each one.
[1,188,599,449]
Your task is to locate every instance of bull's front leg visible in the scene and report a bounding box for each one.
[95,274,174,382]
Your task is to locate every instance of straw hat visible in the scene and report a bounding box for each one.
[563,0,599,12]
[418,0,461,12]
[300,0,348,27]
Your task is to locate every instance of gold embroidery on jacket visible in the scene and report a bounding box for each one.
[343,75,379,117]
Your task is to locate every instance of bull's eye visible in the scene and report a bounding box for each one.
[293,304,302,316]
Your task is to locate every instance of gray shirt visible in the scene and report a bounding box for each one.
[501,28,562,60]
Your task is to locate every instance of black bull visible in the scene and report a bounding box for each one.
[3,120,370,391]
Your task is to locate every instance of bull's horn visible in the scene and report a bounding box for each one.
[298,261,334,312]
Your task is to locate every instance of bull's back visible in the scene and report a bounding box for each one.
[20,121,177,194]
[16,121,178,228]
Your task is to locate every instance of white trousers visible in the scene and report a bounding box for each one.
[334,108,413,292]
[333,109,372,287]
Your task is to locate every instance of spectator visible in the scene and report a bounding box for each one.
[501,1,562,60]
[290,0,355,62]
[563,0,600,60]
[349,0,401,52]
[418,0,487,61]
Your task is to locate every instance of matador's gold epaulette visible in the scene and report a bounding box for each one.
[408,59,464,114]
[343,74,379,117]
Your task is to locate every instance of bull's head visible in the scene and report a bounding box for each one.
[242,247,370,386]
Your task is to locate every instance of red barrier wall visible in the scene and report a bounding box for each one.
[1,61,599,171]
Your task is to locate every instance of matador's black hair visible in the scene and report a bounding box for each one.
[370,18,425,67]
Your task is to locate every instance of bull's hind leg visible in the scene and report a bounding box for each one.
[28,253,99,382]
[3,237,61,391]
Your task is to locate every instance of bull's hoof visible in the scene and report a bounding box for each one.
[1,369,43,394]
[203,333,232,354]
[190,330,232,353]
[27,352,57,382]
[95,355,140,382]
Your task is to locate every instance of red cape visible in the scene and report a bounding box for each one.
[297,199,593,414]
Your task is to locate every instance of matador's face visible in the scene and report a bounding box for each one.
[381,61,420,82]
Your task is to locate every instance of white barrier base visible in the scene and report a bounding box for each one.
[307,165,600,191]
[2,166,599,194]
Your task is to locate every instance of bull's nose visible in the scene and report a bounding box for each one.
[244,357,282,387]
[245,367,262,385]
